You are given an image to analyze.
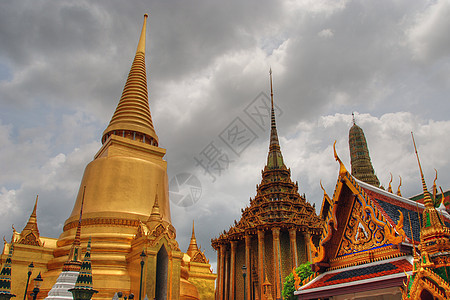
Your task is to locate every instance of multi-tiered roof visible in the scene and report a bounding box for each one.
[212,70,322,244]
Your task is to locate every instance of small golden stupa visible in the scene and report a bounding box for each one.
[1,14,215,300]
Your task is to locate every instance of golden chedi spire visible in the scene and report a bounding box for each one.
[102,13,158,147]
[411,133,450,255]
[46,15,174,298]
[187,220,199,258]
[17,195,42,246]
[266,68,285,169]
[348,114,380,187]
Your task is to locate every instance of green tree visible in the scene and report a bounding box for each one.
[282,262,313,300]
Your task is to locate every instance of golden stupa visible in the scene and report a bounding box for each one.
[0,14,215,300]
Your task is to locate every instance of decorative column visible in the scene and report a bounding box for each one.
[229,241,237,300]
[289,228,298,268]
[304,232,312,262]
[218,244,226,300]
[257,230,265,299]
[230,241,237,300]
[272,227,282,300]
[216,248,221,300]
[224,249,229,300]
[245,234,251,300]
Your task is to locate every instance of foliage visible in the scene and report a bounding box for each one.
[282,262,313,300]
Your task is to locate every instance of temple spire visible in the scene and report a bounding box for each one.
[67,186,85,265]
[187,220,199,258]
[411,132,450,255]
[69,237,98,300]
[266,69,284,169]
[148,192,161,221]
[102,14,159,147]
[411,133,434,208]
[348,116,380,186]
[17,195,41,246]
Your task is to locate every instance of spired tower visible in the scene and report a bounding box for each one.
[348,115,380,187]
[401,136,450,299]
[37,14,215,300]
[211,70,322,300]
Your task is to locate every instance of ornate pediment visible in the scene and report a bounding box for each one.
[337,197,388,256]
[312,161,406,267]
[191,251,209,264]
[17,232,42,246]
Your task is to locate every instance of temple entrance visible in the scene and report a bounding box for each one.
[155,246,168,300]
[419,289,434,300]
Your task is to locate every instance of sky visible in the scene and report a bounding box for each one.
[1,0,450,273]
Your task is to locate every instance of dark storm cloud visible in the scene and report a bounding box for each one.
[1,0,450,271]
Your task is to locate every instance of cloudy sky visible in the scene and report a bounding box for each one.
[1,0,450,272]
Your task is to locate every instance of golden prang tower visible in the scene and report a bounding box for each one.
[1,14,215,300]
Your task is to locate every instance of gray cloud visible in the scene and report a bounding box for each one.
[1,0,450,271]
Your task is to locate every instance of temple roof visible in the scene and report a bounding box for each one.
[301,143,450,298]
[296,257,412,298]
[102,14,158,146]
[357,179,450,242]
[212,71,322,246]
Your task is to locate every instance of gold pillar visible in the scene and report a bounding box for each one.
[257,230,265,299]
[215,246,220,300]
[289,228,298,268]
[224,248,229,300]
[304,232,312,262]
[245,234,251,300]
[218,244,225,300]
[230,241,237,300]
[272,227,282,300]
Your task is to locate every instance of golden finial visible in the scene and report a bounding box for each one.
[411,132,433,207]
[269,67,274,110]
[333,141,347,177]
[319,180,326,194]
[352,112,356,125]
[397,176,402,197]
[32,195,38,217]
[388,173,393,193]
[136,14,148,54]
